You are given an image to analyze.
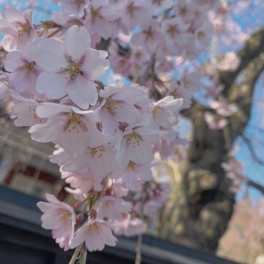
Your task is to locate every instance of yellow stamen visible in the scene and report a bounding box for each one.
[64,112,87,133]
[58,208,71,226]
[16,22,31,36]
[63,58,82,80]
[87,222,101,234]
[167,25,177,37]
[105,98,123,114]
[86,146,105,158]
[126,132,141,148]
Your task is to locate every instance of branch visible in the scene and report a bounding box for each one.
[248,179,264,195]
[228,52,264,140]
[241,134,264,166]
[216,26,264,96]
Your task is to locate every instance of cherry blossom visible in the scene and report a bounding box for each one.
[37,194,76,251]
[50,143,119,180]
[97,82,143,136]
[132,19,165,55]
[70,218,117,251]
[123,0,151,31]
[115,114,160,169]
[29,103,107,156]
[61,169,103,193]
[4,44,41,97]
[33,25,109,109]
[204,111,227,130]
[210,100,238,117]
[161,17,190,47]
[152,96,183,129]
[111,162,153,191]
[95,195,132,220]
[0,6,37,51]
[217,52,240,71]
[111,214,146,237]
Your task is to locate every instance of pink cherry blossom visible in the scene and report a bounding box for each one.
[210,100,238,116]
[50,143,119,180]
[37,194,76,251]
[169,79,193,110]
[161,17,190,47]
[4,44,42,97]
[33,25,109,109]
[195,22,213,46]
[97,82,143,136]
[95,195,132,219]
[132,19,165,55]
[11,100,45,127]
[178,69,202,93]
[52,12,87,33]
[0,7,37,51]
[128,47,149,77]
[115,114,160,169]
[152,96,183,128]
[70,218,117,251]
[174,0,195,24]
[87,0,122,39]
[110,178,129,198]
[51,0,89,17]
[111,161,153,191]
[29,103,107,156]
[217,52,241,72]
[61,169,103,193]
[111,214,146,237]
[204,111,227,130]
[123,0,151,31]
[222,157,247,193]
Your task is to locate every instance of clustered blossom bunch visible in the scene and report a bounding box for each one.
[0,0,221,262]
[222,148,247,193]
[204,99,238,130]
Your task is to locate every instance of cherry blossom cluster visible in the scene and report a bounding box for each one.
[108,0,217,93]
[222,149,247,193]
[204,99,238,130]
[0,0,220,261]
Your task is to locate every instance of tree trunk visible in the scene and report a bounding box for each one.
[159,27,264,252]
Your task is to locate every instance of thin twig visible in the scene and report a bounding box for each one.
[241,134,264,165]
[46,27,62,38]
[138,55,156,85]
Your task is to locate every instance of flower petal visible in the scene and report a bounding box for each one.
[64,26,91,61]
[67,77,98,109]
[37,72,68,99]
[33,37,66,71]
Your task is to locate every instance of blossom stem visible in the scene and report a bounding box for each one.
[135,233,143,264]
[79,247,87,264]
[69,242,84,264]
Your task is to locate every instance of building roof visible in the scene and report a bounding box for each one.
[0,186,240,264]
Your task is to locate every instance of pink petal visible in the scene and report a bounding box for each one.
[67,77,98,108]
[64,26,91,61]
[82,49,109,80]
[37,72,68,99]
[36,103,71,118]
[33,37,66,71]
